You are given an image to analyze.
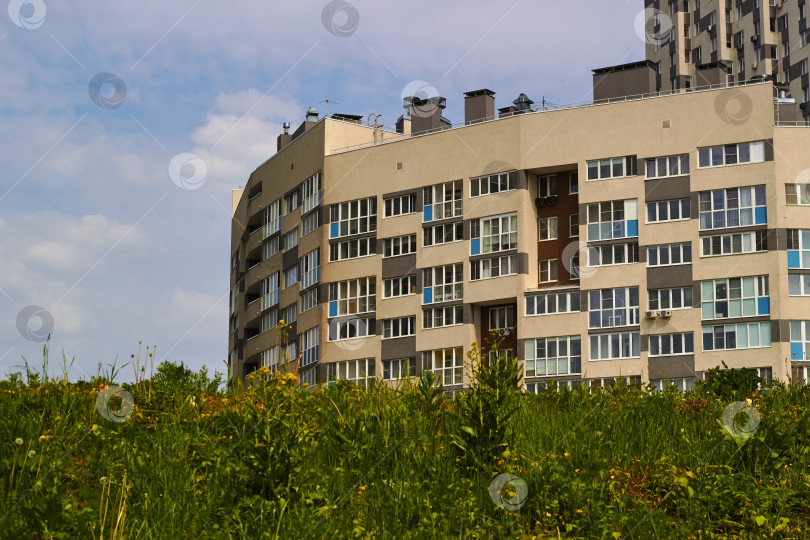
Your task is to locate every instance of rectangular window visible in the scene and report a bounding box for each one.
[645,154,690,179]
[526,291,581,316]
[261,309,278,332]
[698,186,767,230]
[285,191,300,214]
[650,378,694,392]
[788,274,810,296]
[423,305,464,329]
[423,222,463,246]
[649,333,695,356]
[302,212,320,236]
[569,172,579,194]
[697,141,766,168]
[330,197,377,238]
[263,199,281,238]
[423,180,462,222]
[470,172,514,197]
[589,331,641,360]
[384,234,417,257]
[382,316,416,339]
[524,336,581,377]
[701,230,768,257]
[262,236,280,260]
[648,287,693,310]
[300,249,320,290]
[284,229,299,251]
[488,306,514,332]
[328,317,375,341]
[328,277,376,316]
[329,237,376,262]
[423,263,463,304]
[702,322,772,351]
[569,214,579,237]
[589,287,640,329]
[785,184,810,206]
[787,230,810,269]
[425,347,463,386]
[588,243,640,267]
[471,213,518,254]
[383,275,416,298]
[586,199,639,241]
[538,217,557,241]
[301,289,319,313]
[301,172,322,214]
[300,326,319,367]
[281,303,297,325]
[647,199,691,223]
[383,357,416,380]
[647,243,692,267]
[327,358,375,387]
[539,259,557,283]
[538,175,557,197]
[384,193,417,217]
[586,156,636,180]
[470,255,517,281]
[789,321,810,361]
[261,272,280,310]
[260,346,278,370]
[701,276,769,320]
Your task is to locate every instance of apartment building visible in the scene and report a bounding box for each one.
[643,0,810,122]
[229,79,810,391]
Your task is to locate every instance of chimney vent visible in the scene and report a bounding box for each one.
[464,89,496,125]
[306,106,319,123]
[283,122,290,134]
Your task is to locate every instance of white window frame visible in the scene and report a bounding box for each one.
[329,277,376,316]
[697,141,766,168]
[423,305,464,329]
[423,180,462,222]
[384,193,417,217]
[587,243,640,267]
[649,287,693,311]
[382,316,416,339]
[383,357,416,380]
[645,154,690,179]
[524,336,581,377]
[701,276,769,320]
[698,186,766,230]
[785,184,810,206]
[328,317,374,342]
[383,275,415,299]
[647,199,691,223]
[283,266,298,289]
[301,172,322,214]
[300,249,319,289]
[539,259,557,283]
[262,236,280,260]
[301,289,318,313]
[588,287,640,329]
[589,331,641,360]
[302,212,320,236]
[300,326,319,367]
[538,175,557,197]
[264,199,281,238]
[648,333,695,357]
[423,222,463,246]
[426,347,464,386]
[586,156,635,181]
[423,263,463,304]
[525,291,581,316]
[284,229,299,251]
[470,255,517,281]
[383,234,417,257]
[261,272,280,310]
[569,213,579,237]
[488,306,514,332]
[470,172,514,197]
[701,231,767,257]
[587,199,638,241]
[328,358,376,386]
[539,216,558,241]
[331,197,377,238]
[329,237,376,262]
[477,213,518,254]
[702,322,772,351]
[647,243,692,267]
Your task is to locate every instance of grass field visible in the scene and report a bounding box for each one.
[1,344,809,539]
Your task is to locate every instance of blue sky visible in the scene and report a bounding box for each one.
[0,0,645,382]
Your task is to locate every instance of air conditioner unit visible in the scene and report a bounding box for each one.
[645,310,658,319]
[751,35,760,42]
[801,102,807,110]
[547,195,559,205]
[534,197,546,208]
[660,310,673,318]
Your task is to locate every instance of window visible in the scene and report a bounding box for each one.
[526,291,581,316]
[425,347,463,386]
[264,199,281,238]
[284,229,299,251]
[698,186,767,230]
[488,307,514,332]
[329,237,376,262]
[789,321,810,361]
[261,272,280,310]
[649,378,694,392]
[569,172,578,194]
[538,217,558,241]
[586,199,639,241]
[383,357,416,380]
[586,156,636,180]
[327,359,375,387]
[538,175,557,197]
[589,332,641,360]
[423,180,462,222]
[649,287,693,310]
[787,230,810,268]
[382,316,416,339]
[646,155,690,179]
[423,305,464,329]
[301,172,321,214]
[647,199,691,223]
[698,141,766,168]
[299,367,316,387]
[569,214,579,237]
[539,259,557,283]
[702,322,772,351]
[285,191,300,214]
[423,263,463,304]
[470,172,514,197]
[470,255,517,280]
[303,212,320,236]
[328,277,376,316]
[471,213,518,255]
[424,222,463,246]
[283,267,298,289]
[785,184,810,205]
[524,336,581,377]
[330,197,377,239]
[328,317,375,341]
[262,236,280,260]
[383,275,415,298]
[647,243,692,267]
[300,327,319,367]
[384,235,417,257]
[649,333,695,356]
[301,289,318,312]
[300,249,319,289]
[260,346,278,370]
[701,231,768,256]
[589,287,639,329]
[384,193,417,217]
[588,243,640,267]
[701,276,770,320]
[261,309,277,332]
[788,274,810,296]
[280,304,296,326]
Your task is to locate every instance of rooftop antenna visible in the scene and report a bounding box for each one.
[317,96,339,117]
